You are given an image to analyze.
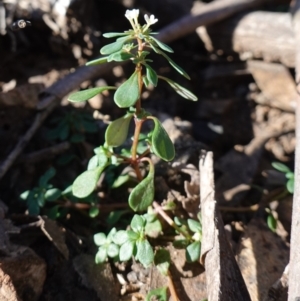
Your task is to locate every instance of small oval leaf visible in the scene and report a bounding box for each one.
[186,241,201,262]
[151,117,175,161]
[72,167,104,198]
[108,51,134,62]
[68,87,116,103]
[114,72,140,108]
[105,113,133,147]
[145,64,158,86]
[119,240,134,261]
[100,40,126,55]
[45,188,62,202]
[271,162,291,173]
[136,239,154,267]
[129,163,154,212]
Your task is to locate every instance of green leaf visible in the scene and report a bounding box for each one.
[131,214,146,232]
[94,233,107,246]
[287,178,294,194]
[103,32,129,38]
[86,56,109,66]
[158,76,197,101]
[151,45,190,79]
[267,213,277,232]
[20,190,30,201]
[149,36,173,53]
[108,51,134,62]
[112,174,131,188]
[154,249,171,276]
[36,190,46,207]
[113,230,128,245]
[145,219,162,238]
[285,172,294,179]
[100,40,126,55]
[129,163,155,212]
[173,239,189,249]
[186,241,201,262]
[105,113,133,147]
[47,205,61,219]
[39,167,56,187]
[70,133,85,143]
[106,210,130,226]
[136,239,154,267]
[72,167,105,198]
[89,206,100,218]
[87,155,99,170]
[107,243,119,258]
[271,162,291,173]
[28,200,40,215]
[127,230,139,241]
[114,72,140,108]
[45,188,62,202]
[119,240,134,261]
[59,123,69,140]
[68,86,116,103]
[107,227,117,241]
[145,64,158,86]
[151,117,175,161]
[146,287,167,301]
[87,152,109,170]
[95,246,107,264]
[187,219,202,233]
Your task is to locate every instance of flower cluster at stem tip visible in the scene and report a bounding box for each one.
[125,8,158,30]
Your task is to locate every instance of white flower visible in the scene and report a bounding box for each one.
[144,14,158,27]
[125,9,140,29]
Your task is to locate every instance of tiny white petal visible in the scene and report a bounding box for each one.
[125,9,139,20]
[144,14,158,26]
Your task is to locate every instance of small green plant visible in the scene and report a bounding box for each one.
[68,9,199,300]
[272,162,294,194]
[47,110,97,143]
[20,167,99,219]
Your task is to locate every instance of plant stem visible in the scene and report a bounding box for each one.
[153,201,192,240]
[167,271,180,301]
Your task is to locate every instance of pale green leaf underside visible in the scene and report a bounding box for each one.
[105,114,133,147]
[137,239,154,267]
[72,167,104,198]
[158,76,198,101]
[68,86,116,102]
[103,32,130,38]
[114,71,140,108]
[100,40,127,55]
[151,117,175,161]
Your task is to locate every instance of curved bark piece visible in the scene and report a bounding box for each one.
[199,151,251,301]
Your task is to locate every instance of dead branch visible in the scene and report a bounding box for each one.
[199,151,251,301]
[203,11,295,67]
[288,1,300,299]
[157,0,270,43]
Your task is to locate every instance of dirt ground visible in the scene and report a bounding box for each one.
[0,0,294,300]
